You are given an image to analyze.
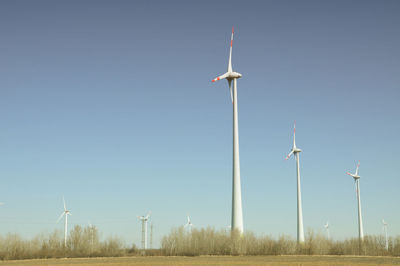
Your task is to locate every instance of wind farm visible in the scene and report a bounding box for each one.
[1,0,400,265]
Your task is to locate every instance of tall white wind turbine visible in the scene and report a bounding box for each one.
[212,27,243,234]
[137,212,151,251]
[56,197,71,246]
[324,222,330,240]
[383,219,388,250]
[285,122,305,243]
[346,161,364,241]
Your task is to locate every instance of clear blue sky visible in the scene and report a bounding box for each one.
[0,0,399,247]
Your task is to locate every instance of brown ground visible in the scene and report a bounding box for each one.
[1,255,399,266]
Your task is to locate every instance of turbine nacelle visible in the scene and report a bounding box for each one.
[228,71,242,79]
[293,147,302,153]
[212,71,242,82]
[347,173,360,180]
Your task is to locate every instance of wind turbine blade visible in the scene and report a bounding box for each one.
[212,72,229,82]
[56,212,65,223]
[145,211,151,220]
[228,80,233,103]
[293,121,296,148]
[227,26,233,72]
[355,161,360,176]
[63,196,66,211]
[285,151,294,160]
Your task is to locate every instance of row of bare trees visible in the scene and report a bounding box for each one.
[0,225,134,260]
[1,226,399,260]
[161,227,400,256]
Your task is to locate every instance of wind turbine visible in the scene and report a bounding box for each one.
[285,121,305,243]
[184,215,194,229]
[382,219,388,250]
[87,221,96,253]
[346,161,364,242]
[137,212,151,251]
[212,27,243,234]
[56,197,71,247]
[324,221,330,240]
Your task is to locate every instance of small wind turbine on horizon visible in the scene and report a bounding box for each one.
[137,212,151,251]
[324,222,330,240]
[383,219,388,250]
[184,215,194,229]
[346,161,364,242]
[56,197,71,247]
[285,121,305,243]
[212,27,244,234]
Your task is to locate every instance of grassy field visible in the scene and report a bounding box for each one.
[1,255,400,266]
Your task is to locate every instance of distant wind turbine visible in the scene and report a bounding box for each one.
[382,219,388,250]
[285,121,305,243]
[324,222,330,240]
[346,161,364,242]
[56,197,71,246]
[184,215,194,229]
[212,27,244,234]
[137,212,151,251]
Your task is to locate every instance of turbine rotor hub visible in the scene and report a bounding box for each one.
[293,148,302,153]
[227,72,242,79]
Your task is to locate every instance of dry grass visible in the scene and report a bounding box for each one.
[1,255,400,266]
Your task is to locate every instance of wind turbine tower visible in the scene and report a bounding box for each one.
[324,222,330,240]
[212,27,244,234]
[383,219,388,250]
[56,197,71,247]
[137,212,151,251]
[346,161,364,242]
[285,122,305,243]
[150,222,153,249]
